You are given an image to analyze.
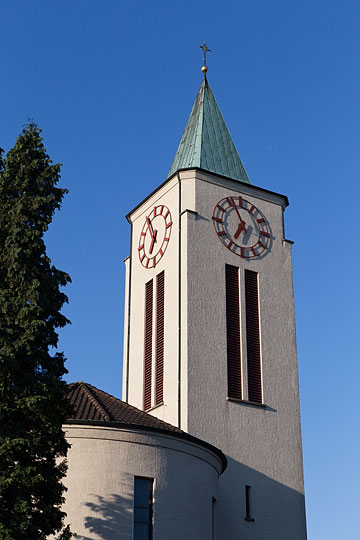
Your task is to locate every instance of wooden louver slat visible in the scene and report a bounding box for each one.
[155,271,165,405]
[143,279,153,410]
[226,264,242,400]
[245,269,262,403]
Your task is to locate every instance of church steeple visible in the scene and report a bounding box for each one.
[123,53,307,540]
[167,76,250,184]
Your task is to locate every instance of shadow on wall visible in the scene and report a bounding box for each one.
[75,493,132,540]
[72,460,306,540]
[217,457,307,540]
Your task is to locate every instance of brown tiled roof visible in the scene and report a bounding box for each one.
[66,382,227,473]
[67,381,182,432]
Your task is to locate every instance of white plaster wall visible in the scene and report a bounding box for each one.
[182,169,307,539]
[125,176,180,424]
[58,424,221,540]
[123,168,307,539]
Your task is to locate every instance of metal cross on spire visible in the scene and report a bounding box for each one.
[199,41,212,67]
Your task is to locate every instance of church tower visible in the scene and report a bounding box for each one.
[122,62,307,539]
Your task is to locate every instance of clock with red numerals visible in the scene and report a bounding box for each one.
[212,196,270,259]
[138,205,173,268]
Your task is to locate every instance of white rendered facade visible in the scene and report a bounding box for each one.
[123,167,307,539]
[53,422,223,540]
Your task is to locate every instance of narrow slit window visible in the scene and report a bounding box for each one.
[225,264,242,400]
[212,497,217,540]
[144,279,153,410]
[245,485,254,521]
[155,271,165,405]
[133,476,154,540]
[244,270,262,403]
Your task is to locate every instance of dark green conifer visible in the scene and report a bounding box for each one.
[0,124,73,539]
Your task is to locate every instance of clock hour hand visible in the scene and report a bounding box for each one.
[234,222,245,239]
[149,229,157,254]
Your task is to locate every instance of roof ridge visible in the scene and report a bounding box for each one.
[87,385,184,433]
[79,382,112,422]
[198,79,206,165]
[67,381,184,432]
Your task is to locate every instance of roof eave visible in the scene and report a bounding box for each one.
[126,167,289,221]
[172,167,290,207]
[64,418,227,474]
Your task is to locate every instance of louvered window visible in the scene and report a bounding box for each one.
[155,271,165,405]
[143,280,153,410]
[245,269,262,403]
[226,264,242,400]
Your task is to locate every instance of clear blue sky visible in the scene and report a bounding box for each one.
[1,1,359,538]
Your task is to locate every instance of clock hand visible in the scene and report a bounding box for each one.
[229,197,247,235]
[146,216,158,254]
[146,216,156,239]
[149,229,158,254]
[234,222,245,239]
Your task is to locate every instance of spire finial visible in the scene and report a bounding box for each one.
[199,41,211,76]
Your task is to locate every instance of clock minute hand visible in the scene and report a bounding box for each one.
[146,216,155,239]
[146,217,158,254]
[229,197,247,235]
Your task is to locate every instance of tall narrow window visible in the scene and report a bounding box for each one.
[226,264,242,400]
[155,271,165,405]
[144,280,153,410]
[212,497,217,540]
[133,476,153,540]
[245,485,254,521]
[244,270,262,403]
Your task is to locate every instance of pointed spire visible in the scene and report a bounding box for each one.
[168,77,250,183]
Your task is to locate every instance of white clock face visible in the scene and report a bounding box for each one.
[138,205,173,268]
[212,195,270,258]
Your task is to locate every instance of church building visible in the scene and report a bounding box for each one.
[60,60,307,540]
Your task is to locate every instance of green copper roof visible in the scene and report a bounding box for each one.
[168,78,250,183]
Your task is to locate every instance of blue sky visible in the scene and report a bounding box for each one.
[1,1,360,538]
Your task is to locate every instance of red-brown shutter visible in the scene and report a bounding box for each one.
[226,264,242,399]
[245,269,262,403]
[143,279,153,410]
[155,271,165,405]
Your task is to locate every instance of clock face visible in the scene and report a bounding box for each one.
[212,196,270,258]
[138,205,173,268]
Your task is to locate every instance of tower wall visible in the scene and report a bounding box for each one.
[123,168,307,539]
[183,169,307,539]
[123,175,181,425]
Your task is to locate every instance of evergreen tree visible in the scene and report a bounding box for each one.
[0,124,73,539]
